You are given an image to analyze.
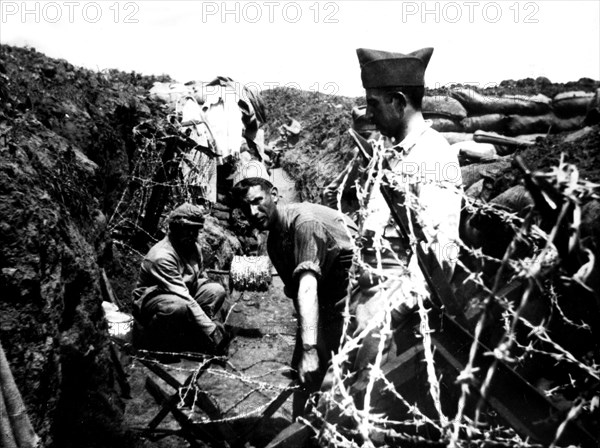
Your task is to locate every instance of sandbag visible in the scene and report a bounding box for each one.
[453,141,498,163]
[428,117,463,132]
[441,132,474,145]
[149,82,191,103]
[461,114,507,133]
[563,126,596,143]
[423,95,468,120]
[461,158,512,190]
[505,113,584,136]
[464,174,497,203]
[584,88,600,125]
[552,91,595,117]
[466,178,484,198]
[490,185,533,214]
[450,87,551,115]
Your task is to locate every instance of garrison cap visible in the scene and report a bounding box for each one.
[232,159,272,187]
[168,203,206,227]
[356,47,434,88]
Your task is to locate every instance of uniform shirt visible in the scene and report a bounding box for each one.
[132,236,216,334]
[267,203,357,307]
[362,121,463,275]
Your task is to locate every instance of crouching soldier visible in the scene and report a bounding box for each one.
[132,203,231,355]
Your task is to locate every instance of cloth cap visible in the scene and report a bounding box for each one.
[356,47,434,88]
[232,159,271,187]
[351,105,376,132]
[168,203,206,227]
[282,118,302,136]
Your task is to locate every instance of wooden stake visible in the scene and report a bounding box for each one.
[100,268,125,310]
[0,388,18,448]
[0,340,40,448]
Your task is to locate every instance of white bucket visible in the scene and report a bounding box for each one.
[103,302,134,341]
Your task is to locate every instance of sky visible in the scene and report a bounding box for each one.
[1,0,599,97]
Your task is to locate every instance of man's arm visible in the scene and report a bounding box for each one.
[296,271,320,384]
[321,149,362,209]
[291,220,333,384]
[417,178,462,278]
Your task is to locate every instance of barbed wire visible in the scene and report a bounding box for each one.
[108,108,599,445]
[316,149,599,447]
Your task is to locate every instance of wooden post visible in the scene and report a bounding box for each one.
[0,389,18,448]
[0,340,40,448]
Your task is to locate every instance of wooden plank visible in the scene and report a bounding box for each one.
[428,308,598,446]
[139,358,181,389]
[264,421,314,448]
[347,131,597,446]
[254,380,297,422]
[235,379,298,443]
[145,376,222,448]
[147,373,196,431]
[140,358,238,441]
[109,342,131,398]
[100,268,124,310]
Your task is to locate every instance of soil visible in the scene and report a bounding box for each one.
[121,162,302,447]
[122,278,298,448]
[2,42,600,448]
[261,78,600,202]
[518,125,600,183]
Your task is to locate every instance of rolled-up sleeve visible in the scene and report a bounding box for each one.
[292,221,329,281]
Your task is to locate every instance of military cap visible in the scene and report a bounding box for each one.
[232,159,272,187]
[168,203,206,227]
[356,47,434,88]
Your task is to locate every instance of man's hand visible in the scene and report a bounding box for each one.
[210,323,231,356]
[298,346,320,384]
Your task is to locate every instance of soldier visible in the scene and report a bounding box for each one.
[322,47,463,432]
[133,203,231,355]
[353,46,462,324]
[231,160,357,417]
[321,105,381,215]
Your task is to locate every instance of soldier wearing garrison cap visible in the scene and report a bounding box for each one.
[354,46,462,280]
[133,203,231,355]
[318,47,463,427]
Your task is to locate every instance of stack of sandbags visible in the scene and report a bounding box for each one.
[451,87,556,136]
[212,194,232,226]
[423,95,467,133]
[428,86,596,164]
[441,87,593,140]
